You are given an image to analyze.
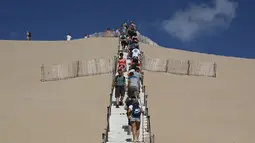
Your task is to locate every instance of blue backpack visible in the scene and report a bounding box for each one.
[132,102,141,118]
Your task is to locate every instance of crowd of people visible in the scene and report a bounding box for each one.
[112,21,144,143]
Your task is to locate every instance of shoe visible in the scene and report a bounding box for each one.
[116,105,119,108]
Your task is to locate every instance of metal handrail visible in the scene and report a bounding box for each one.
[101,37,120,143]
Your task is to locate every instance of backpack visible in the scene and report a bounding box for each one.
[133,49,139,53]
[121,35,126,39]
[131,102,141,118]
[115,75,125,86]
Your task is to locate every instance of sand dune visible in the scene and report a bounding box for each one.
[1,37,255,143]
[0,38,118,143]
[140,44,255,143]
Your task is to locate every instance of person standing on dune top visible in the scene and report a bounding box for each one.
[66,33,72,41]
[26,31,31,40]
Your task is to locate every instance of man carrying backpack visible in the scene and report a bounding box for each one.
[113,69,126,108]
[128,98,144,142]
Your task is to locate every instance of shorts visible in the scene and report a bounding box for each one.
[128,86,139,98]
[118,65,126,72]
[115,86,125,98]
[130,116,140,122]
[121,41,127,47]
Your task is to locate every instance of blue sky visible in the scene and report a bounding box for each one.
[1,0,254,59]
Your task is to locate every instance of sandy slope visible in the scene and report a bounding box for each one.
[141,44,255,143]
[0,37,255,143]
[0,38,118,143]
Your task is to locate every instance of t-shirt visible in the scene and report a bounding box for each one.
[132,48,140,58]
[115,75,125,86]
[128,76,139,88]
[133,71,141,80]
[66,35,72,41]
[118,58,126,66]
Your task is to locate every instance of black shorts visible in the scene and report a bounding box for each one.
[115,86,125,98]
[121,41,127,47]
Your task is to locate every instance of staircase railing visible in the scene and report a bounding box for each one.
[101,38,120,143]
[140,52,155,143]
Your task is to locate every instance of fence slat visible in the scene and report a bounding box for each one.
[41,58,115,82]
[96,58,114,74]
[142,56,217,78]
[189,60,216,77]
[142,56,167,72]
[42,61,78,81]
[166,59,189,75]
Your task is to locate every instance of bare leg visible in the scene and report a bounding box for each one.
[116,87,120,107]
[120,96,124,105]
[116,97,119,107]
[136,121,141,141]
[131,122,137,143]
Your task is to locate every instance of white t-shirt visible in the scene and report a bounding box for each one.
[66,35,72,41]
[132,48,140,57]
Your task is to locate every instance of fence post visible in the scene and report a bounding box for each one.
[144,94,148,110]
[146,108,149,118]
[40,64,45,82]
[187,60,191,75]
[109,93,112,106]
[165,59,169,73]
[147,115,151,132]
[102,133,105,143]
[93,59,98,75]
[76,61,80,77]
[107,106,111,116]
[107,106,110,132]
[105,128,108,142]
[213,62,217,78]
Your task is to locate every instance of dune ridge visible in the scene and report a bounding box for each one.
[0,32,255,143]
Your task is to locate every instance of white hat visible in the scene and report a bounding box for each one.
[129,69,135,73]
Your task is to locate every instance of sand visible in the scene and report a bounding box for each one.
[0,38,118,143]
[0,37,255,143]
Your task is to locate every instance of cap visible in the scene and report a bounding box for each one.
[129,69,135,73]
